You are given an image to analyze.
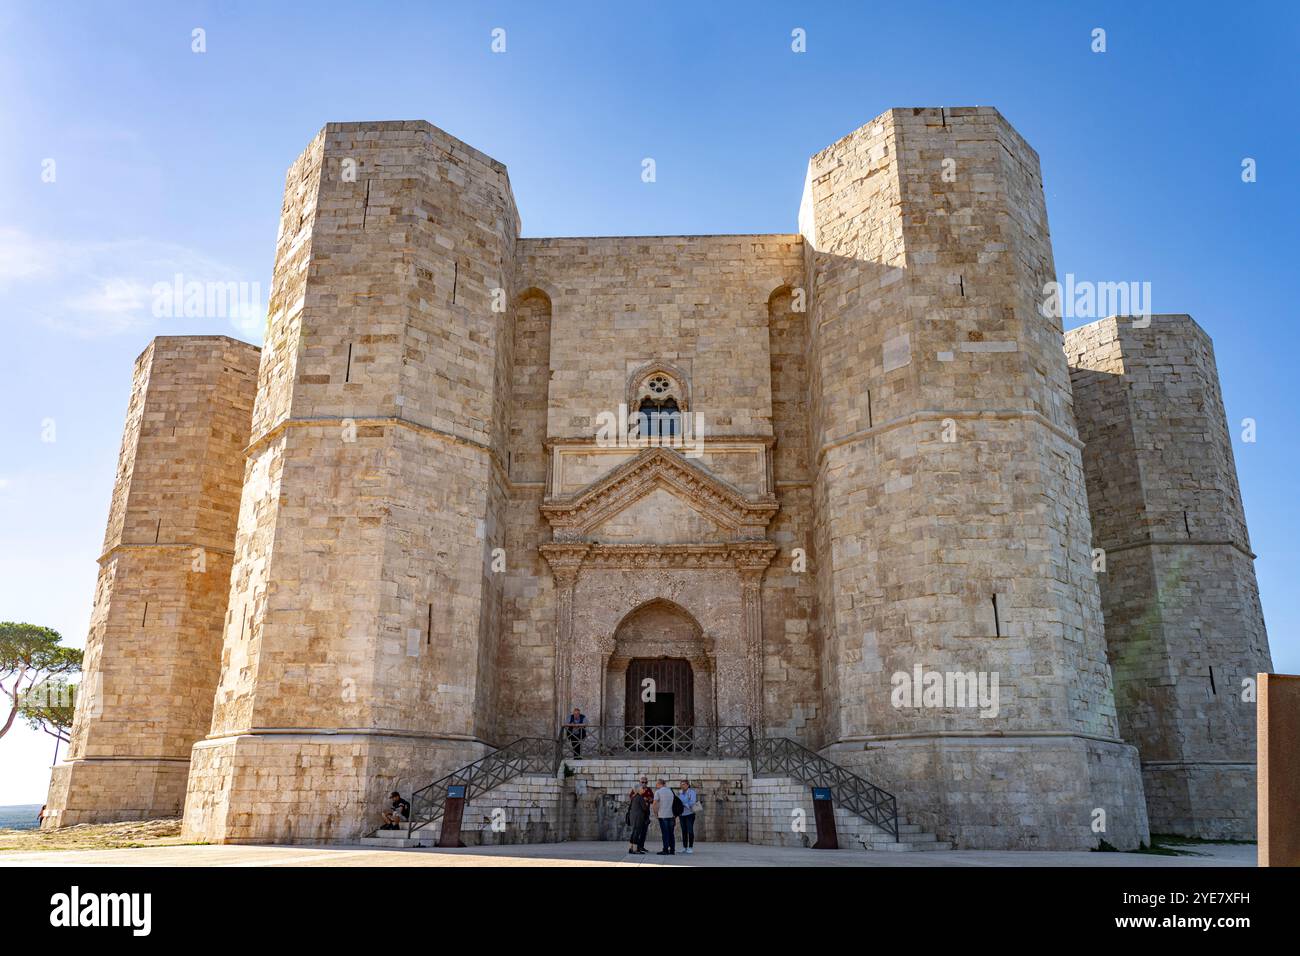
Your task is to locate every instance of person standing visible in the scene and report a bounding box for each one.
[651,777,676,855]
[627,776,651,854]
[678,778,698,853]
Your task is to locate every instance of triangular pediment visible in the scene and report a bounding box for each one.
[588,486,729,544]
[540,447,777,544]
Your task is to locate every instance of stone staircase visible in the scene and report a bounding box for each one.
[748,775,949,851]
[358,738,950,851]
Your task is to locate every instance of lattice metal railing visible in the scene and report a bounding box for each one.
[557,724,754,759]
[752,736,899,840]
[408,736,558,836]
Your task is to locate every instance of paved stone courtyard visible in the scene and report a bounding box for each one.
[0,841,1254,868]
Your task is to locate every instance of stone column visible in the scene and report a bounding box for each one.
[540,543,588,730]
[732,543,776,734]
[554,573,577,729]
[740,570,764,733]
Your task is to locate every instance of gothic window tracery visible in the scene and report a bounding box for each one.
[629,366,688,440]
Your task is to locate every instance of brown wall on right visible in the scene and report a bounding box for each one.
[1067,314,1274,839]
[1258,673,1300,866]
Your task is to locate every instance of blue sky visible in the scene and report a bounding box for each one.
[0,1,1296,802]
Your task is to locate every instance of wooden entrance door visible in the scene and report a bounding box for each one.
[625,658,695,727]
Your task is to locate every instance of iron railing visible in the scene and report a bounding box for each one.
[405,725,899,842]
[753,736,899,840]
[557,724,754,759]
[408,736,557,836]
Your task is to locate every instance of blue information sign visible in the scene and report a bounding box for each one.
[447,785,466,799]
[811,787,832,801]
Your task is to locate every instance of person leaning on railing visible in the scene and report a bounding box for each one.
[564,706,588,758]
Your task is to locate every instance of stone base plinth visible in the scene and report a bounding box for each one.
[182,732,488,844]
[1141,762,1257,841]
[826,734,1150,850]
[43,757,191,829]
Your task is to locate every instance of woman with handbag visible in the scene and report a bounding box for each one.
[627,776,652,854]
[678,778,699,854]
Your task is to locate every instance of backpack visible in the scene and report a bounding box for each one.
[671,792,684,816]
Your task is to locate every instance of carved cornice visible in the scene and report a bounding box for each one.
[540,542,778,573]
[545,434,777,450]
[540,446,778,542]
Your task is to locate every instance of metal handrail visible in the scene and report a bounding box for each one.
[407,736,556,836]
[557,724,753,759]
[752,736,899,840]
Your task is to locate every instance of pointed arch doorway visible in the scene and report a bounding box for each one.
[603,599,716,732]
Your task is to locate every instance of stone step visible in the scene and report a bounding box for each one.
[865,839,953,852]
[367,828,417,839]
[358,835,426,848]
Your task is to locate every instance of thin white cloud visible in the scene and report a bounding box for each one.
[0,228,266,341]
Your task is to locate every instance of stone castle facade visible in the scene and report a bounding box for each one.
[44,107,1272,850]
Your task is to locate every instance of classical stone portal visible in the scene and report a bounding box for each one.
[45,108,1273,851]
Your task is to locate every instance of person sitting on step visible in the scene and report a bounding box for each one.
[381,791,410,830]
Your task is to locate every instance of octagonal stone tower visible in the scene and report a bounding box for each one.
[182,122,519,843]
[1066,315,1272,839]
[45,336,259,827]
[802,108,1149,849]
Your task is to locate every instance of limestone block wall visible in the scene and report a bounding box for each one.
[556,758,751,843]
[501,236,822,744]
[1066,315,1272,839]
[764,286,822,741]
[518,235,800,440]
[803,107,1147,849]
[496,488,555,740]
[454,773,565,845]
[46,336,259,827]
[185,122,520,844]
